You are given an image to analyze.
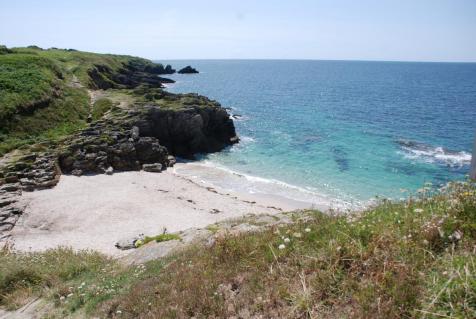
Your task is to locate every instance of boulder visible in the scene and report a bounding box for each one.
[142,163,163,173]
[167,155,176,167]
[115,234,144,250]
[71,169,83,176]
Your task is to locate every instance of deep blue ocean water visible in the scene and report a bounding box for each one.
[162,60,476,208]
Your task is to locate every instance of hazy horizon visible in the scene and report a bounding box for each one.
[1,0,476,63]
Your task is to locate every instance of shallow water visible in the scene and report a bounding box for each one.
[162,60,476,208]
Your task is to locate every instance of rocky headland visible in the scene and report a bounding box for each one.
[0,46,237,244]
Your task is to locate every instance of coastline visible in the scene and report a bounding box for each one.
[10,164,310,256]
[173,161,363,211]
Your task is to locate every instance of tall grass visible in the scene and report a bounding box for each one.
[1,181,475,318]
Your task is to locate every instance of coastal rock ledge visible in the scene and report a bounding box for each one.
[59,102,239,175]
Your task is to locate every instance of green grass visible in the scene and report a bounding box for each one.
[1,181,475,318]
[0,45,217,156]
[0,85,89,156]
[0,46,167,156]
[134,233,182,248]
[0,53,62,124]
[91,97,114,120]
[10,47,166,89]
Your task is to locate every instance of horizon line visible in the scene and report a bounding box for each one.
[153,57,476,64]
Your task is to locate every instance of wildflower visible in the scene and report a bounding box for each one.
[59,296,65,301]
[336,246,342,252]
[438,228,445,238]
[116,310,122,314]
[293,232,302,238]
[413,208,424,213]
[423,239,429,245]
[284,238,290,243]
[304,228,311,233]
[278,244,286,250]
[449,230,463,242]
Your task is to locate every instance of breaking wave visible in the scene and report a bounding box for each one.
[397,140,471,167]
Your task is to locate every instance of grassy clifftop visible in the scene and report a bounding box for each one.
[1,181,474,318]
[0,45,174,156]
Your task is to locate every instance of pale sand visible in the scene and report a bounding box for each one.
[11,167,309,256]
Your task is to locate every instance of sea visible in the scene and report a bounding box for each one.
[160,60,476,210]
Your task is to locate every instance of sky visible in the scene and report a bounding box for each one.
[1,0,475,62]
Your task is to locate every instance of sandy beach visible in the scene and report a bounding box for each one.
[10,164,311,256]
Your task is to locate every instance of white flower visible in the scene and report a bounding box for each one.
[278,244,286,250]
[284,238,290,243]
[304,228,311,233]
[59,296,65,301]
[413,208,424,213]
[116,310,122,314]
[293,232,302,238]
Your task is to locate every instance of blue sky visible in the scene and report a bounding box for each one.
[1,0,475,61]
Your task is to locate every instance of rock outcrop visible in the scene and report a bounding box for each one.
[59,100,239,174]
[87,59,177,90]
[0,152,60,242]
[135,105,239,158]
[178,66,199,74]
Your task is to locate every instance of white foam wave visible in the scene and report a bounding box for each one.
[174,160,364,211]
[398,140,471,167]
[239,136,255,143]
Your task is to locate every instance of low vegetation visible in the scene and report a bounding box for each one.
[0,45,173,156]
[134,233,182,248]
[92,98,115,120]
[1,181,474,318]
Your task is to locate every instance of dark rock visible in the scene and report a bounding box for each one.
[1,184,19,192]
[178,66,199,74]
[4,176,19,184]
[0,199,15,208]
[142,163,163,173]
[135,104,238,158]
[72,169,83,176]
[164,65,175,74]
[230,136,240,144]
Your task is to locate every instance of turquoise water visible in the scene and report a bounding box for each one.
[163,60,476,208]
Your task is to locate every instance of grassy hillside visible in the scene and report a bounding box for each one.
[0,45,173,156]
[1,181,474,318]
